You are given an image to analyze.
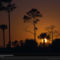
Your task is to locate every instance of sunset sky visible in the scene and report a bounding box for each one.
[0,0,60,45]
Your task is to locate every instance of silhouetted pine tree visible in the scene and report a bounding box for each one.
[23,8,42,41]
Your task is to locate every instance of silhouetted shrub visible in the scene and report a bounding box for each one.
[24,39,38,48]
[52,39,60,49]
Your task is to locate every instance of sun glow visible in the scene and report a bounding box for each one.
[41,38,48,43]
[37,38,52,46]
[44,38,48,43]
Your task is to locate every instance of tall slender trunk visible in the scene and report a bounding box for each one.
[8,11,11,47]
[43,39,45,46]
[0,36,1,48]
[3,29,5,48]
[52,32,53,41]
[33,23,36,42]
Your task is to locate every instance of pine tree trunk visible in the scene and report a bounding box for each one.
[34,23,36,42]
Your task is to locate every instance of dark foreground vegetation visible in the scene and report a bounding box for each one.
[0,39,60,56]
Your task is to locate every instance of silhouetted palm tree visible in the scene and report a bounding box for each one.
[0,0,5,11]
[23,8,42,41]
[0,0,12,11]
[5,3,16,47]
[38,33,50,45]
[0,0,16,47]
[0,24,7,48]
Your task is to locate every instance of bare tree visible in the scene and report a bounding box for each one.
[46,25,60,41]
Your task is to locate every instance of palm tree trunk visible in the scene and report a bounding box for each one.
[0,36,1,48]
[0,41,1,48]
[3,29,5,48]
[8,11,11,47]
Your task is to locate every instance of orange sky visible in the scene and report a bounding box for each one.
[0,0,60,46]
